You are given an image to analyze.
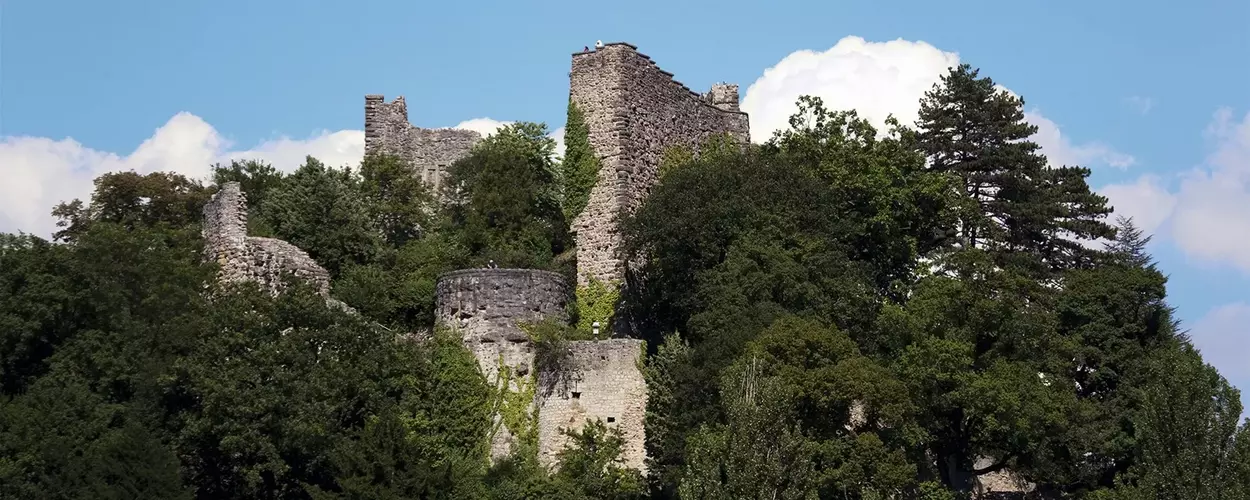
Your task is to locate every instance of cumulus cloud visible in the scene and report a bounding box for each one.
[0,111,358,238]
[1026,110,1136,169]
[0,111,569,238]
[451,117,512,137]
[1098,174,1177,237]
[1167,108,1250,271]
[740,36,1134,170]
[449,118,567,159]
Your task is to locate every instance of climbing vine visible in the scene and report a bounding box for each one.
[574,277,620,336]
[560,100,601,221]
[490,354,539,449]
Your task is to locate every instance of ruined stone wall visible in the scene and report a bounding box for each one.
[434,268,571,460]
[536,338,648,472]
[364,94,482,191]
[202,182,331,296]
[569,43,751,287]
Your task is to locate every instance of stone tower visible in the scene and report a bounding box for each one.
[568,42,750,288]
[363,94,483,191]
[433,269,648,472]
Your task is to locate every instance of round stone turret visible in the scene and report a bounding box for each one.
[435,268,570,343]
[435,268,571,461]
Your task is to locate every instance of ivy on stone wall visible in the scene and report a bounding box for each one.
[560,101,601,221]
[575,277,620,335]
[491,358,539,450]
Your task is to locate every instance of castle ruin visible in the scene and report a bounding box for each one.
[202,182,333,297]
[434,269,648,470]
[364,95,482,191]
[567,42,750,287]
[366,42,751,289]
[201,42,750,475]
[363,41,750,472]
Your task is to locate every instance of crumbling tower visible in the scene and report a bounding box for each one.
[363,94,483,191]
[568,43,750,289]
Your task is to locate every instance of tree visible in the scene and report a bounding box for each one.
[52,171,211,243]
[553,419,645,500]
[678,355,820,500]
[212,159,286,236]
[882,248,1075,492]
[1092,345,1250,499]
[359,153,438,247]
[1028,216,1179,493]
[915,64,1113,276]
[443,122,571,272]
[259,156,383,277]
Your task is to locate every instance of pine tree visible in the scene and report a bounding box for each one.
[916,64,1113,275]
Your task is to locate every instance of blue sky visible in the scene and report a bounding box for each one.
[3,0,1249,400]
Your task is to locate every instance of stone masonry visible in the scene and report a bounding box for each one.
[364,94,482,191]
[536,338,647,472]
[569,42,751,287]
[434,269,649,472]
[434,269,571,460]
[202,182,332,297]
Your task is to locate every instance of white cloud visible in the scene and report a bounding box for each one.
[0,112,569,238]
[1098,174,1177,237]
[451,118,566,159]
[1167,108,1250,271]
[1026,110,1136,169]
[452,117,512,137]
[740,36,1134,170]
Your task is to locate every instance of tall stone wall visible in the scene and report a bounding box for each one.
[364,94,482,191]
[434,268,571,460]
[569,42,751,287]
[536,339,648,472]
[202,182,331,296]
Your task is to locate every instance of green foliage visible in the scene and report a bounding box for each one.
[554,419,645,499]
[574,277,620,335]
[445,122,572,272]
[560,101,601,221]
[259,156,384,277]
[657,144,694,181]
[642,332,695,495]
[678,355,821,500]
[333,232,468,330]
[359,153,438,247]
[52,170,211,242]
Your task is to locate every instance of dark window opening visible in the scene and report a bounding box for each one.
[571,392,581,399]
[607,417,616,423]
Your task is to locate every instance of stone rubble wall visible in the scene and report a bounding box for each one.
[202,182,331,296]
[364,94,482,192]
[569,42,751,287]
[434,268,572,460]
[536,338,648,473]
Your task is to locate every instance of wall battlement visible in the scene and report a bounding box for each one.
[569,42,750,287]
[364,95,482,190]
